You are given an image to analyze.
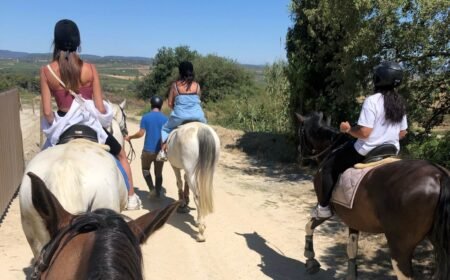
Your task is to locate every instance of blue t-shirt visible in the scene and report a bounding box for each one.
[140,111,168,153]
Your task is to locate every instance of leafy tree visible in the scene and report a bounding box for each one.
[189,55,254,103]
[286,0,449,132]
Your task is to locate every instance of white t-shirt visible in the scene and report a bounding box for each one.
[354,93,407,156]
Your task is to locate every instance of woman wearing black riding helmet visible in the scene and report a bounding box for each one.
[312,61,408,219]
[126,95,168,198]
[40,19,141,210]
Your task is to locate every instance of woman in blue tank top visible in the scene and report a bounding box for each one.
[157,61,206,161]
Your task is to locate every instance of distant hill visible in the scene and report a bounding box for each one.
[0,50,152,64]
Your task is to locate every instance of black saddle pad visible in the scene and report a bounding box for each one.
[58,124,98,145]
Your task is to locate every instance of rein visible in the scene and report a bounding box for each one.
[31,220,94,280]
[299,127,346,160]
[110,105,136,162]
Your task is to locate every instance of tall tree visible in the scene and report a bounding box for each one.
[286,0,449,132]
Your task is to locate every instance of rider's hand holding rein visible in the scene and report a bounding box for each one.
[340,121,373,140]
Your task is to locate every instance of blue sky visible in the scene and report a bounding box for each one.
[0,1,292,65]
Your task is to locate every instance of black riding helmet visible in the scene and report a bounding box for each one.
[54,19,80,52]
[150,95,163,109]
[373,61,403,88]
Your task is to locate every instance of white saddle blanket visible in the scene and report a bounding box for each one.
[331,167,374,209]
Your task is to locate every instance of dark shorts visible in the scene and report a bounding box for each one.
[141,150,164,177]
[104,128,122,156]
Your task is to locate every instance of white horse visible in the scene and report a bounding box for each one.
[20,103,130,258]
[167,122,220,242]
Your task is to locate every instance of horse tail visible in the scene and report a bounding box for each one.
[195,126,218,217]
[431,166,450,279]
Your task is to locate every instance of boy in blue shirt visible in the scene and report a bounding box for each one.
[126,95,168,197]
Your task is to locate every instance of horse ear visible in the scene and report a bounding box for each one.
[119,99,127,109]
[318,111,324,122]
[27,172,73,237]
[295,113,305,123]
[128,201,181,244]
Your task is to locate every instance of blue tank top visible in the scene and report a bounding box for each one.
[171,83,206,122]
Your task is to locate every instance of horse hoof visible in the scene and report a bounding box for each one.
[196,235,206,242]
[305,258,321,274]
[176,205,190,214]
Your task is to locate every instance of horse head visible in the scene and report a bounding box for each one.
[27,172,180,280]
[295,112,340,162]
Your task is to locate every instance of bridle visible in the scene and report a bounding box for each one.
[114,106,129,137]
[298,125,345,161]
[110,105,136,162]
[30,219,95,280]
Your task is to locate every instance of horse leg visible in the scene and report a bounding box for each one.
[386,236,415,280]
[184,180,190,206]
[346,228,359,280]
[184,171,206,242]
[172,166,189,213]
[304,217,327,274]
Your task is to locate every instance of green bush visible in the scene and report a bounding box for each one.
[207,60,292,134]
[404,132,450,168]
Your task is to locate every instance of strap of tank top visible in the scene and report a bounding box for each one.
[174,82,179,96]
[46,64,85,105]
[89,63,95,83]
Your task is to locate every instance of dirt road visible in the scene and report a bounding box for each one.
[0,108,434,279]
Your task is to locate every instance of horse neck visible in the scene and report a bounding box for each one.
[316,126,339,146]
[110,119,124,145]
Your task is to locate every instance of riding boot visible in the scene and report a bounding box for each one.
[143,172,154,192]
[155,176,163,197]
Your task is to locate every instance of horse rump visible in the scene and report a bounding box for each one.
[430,167,450,279]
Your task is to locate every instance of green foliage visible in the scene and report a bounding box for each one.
[286,0,449,131]
[193,55,254,103]
[136,47,256,104]
[0,70,39,92]
[404,132,450,167]
[207,60,292,134]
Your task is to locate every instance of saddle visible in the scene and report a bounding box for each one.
[331,144,400,209]
[362,144,398,163]
[57,124,98,145]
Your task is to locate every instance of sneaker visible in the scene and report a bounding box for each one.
[310,205,333,219]
[126,193,141,210]
[156,150,167,162]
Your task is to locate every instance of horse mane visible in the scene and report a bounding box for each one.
[38,209,142,280]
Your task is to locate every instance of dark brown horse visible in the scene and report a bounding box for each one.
[26,172,180,280]
[296,112,449,280]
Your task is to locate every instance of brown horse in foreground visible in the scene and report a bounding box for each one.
[296,112,449,280]
[26,172,180,280]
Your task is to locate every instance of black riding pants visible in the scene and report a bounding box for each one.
[318,141,365,206]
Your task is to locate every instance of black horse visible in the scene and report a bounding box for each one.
[296,112,449,280]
